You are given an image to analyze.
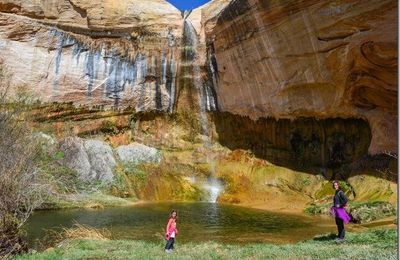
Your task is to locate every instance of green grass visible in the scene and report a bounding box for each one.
[304,203,331,215]
[13,229,397,260]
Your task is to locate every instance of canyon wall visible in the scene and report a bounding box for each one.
[0,0,225,113]
[0,0,183,111]
[206,0,398,154]
[0,0,397,158]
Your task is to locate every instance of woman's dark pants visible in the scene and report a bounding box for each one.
[165,238,175,250]
[335,217,345,239]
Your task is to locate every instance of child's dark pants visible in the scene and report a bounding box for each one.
[165,237,175,250]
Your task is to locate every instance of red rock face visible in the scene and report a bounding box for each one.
[0,0,182,33]
[0,0,224,114]
[206,0,397,154]
[0,0,396,156]
[0,0,183,112]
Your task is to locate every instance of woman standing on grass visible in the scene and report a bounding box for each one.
[331,181,351,243]
[165,210,178,253]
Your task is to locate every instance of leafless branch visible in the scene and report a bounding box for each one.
[0,59,49,257]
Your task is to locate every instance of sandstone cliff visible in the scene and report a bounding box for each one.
[0,0,183,111]
[206,0,397,154]
[0,0,229,114]
[0,0,397,158]
[0,0,396,212]
[0,0,181,34]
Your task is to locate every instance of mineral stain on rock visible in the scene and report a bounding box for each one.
[0,0,397,156]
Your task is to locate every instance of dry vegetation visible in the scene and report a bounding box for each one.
[61,223,110,241]
[0,60,49,258]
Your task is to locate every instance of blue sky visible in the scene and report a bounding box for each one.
[167,0,210,10]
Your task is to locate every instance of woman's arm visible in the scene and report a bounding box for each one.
[339,190,348,207]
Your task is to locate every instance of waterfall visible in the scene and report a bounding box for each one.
[203,177,223,203]
[183,13,208,134]
[182,14,218,114]
[182,12,223,203]
[168,52,177,113]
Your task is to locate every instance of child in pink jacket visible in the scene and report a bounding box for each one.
[165,210,178,253]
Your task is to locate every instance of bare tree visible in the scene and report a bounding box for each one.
[0,60,47,258]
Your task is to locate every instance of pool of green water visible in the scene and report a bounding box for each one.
[25,202,336,247]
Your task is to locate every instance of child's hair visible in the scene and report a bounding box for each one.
[170,209,177,219]
[332,180,340,188]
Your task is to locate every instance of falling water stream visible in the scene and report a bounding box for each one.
[202,177,224,203]
[182,11,223,203]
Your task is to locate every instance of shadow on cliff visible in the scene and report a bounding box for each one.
[211,112,397,182]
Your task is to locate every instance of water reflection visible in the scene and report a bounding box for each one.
[25,202,335,248]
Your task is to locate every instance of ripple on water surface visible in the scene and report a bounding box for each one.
[25,202,335,248]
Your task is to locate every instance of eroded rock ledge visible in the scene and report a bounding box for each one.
[206,0,397,154]
[0,0,397,156]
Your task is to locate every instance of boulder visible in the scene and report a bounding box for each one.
[59,137,92,181]
[115,142,162,165]
[59,137,115,184]
[84,139,116,183]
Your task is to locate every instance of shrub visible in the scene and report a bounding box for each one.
[305,201,396,223]
[0,61,48,258]
[349,201,396,223]
[304,203,331,215]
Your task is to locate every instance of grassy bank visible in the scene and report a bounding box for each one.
[305,201,396,223]
[13,229,397,260]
